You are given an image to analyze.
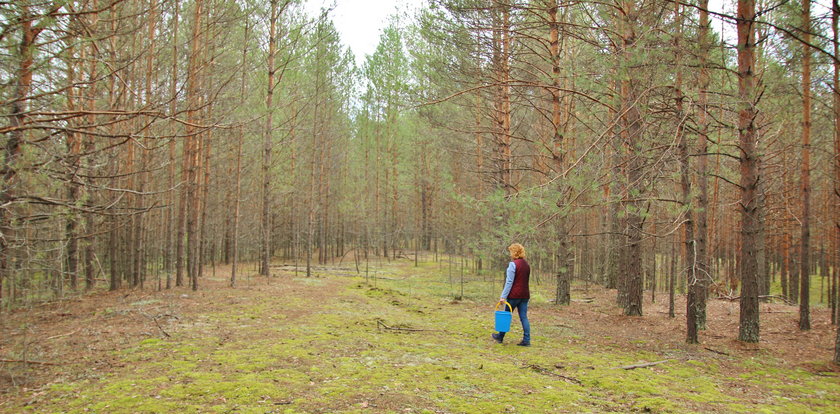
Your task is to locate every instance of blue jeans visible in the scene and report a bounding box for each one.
[498,298,530,343]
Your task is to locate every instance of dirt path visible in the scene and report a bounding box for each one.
[1,260,838,413]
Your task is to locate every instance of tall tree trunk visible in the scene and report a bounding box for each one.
[184,0,205,291]
[832,0,840,364]
[493,2,513,194]
[132,0,157,290]
[799,0,812,331]
[556,225,572,306]
[547,0,573,306]
[126,139,137,288]
[106,3,123,292]
[781,150,791,300]
[231,18,249,288]
[674,1,699,343]
[175,140,190,288]
[619,0,644,317]
[83,136,96,290]
[65,45,81,291]
[166,0,179,290]
[2,6,53,301]
[82,4,99,291]
[737,0,761,343]
[307,17,322,278]
[693,0,712,331]
[198,133,212,281]
[188,137,202,290]
[261,0,278,277]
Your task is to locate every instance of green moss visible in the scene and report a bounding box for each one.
[15,260,840,414]
[633,396,678,412]
[293,277,326,286]
[160,376,283,405]
[726,403,757,413]
[171,343,205,356]
[138,338,164,347]
[86,395,199,413]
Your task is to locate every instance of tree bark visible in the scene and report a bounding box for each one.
[166,0,179,290]
[2,4,48,304]
[832,0,840,364]
[493,2,513,194]
[556,227,572,306]
[261,0,278,277]
[619,0,644,317]
[695,0,712,331]
[64,44,81,291]
[799,0,812,331]
[674,1,698,344]
[184,0,205,291]
[737,0,761,343]
[231,18,249,288]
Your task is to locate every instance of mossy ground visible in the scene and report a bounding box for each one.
[1,255,838,413]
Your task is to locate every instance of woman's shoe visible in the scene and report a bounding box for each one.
[491,333,503,343]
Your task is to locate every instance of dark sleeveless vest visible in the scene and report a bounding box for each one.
[508,258,530,299]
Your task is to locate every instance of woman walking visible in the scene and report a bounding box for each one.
[492,243,531,346]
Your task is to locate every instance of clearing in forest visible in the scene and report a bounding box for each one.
[1,257,838,413]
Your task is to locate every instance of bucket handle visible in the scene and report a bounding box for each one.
[495,301,512,312]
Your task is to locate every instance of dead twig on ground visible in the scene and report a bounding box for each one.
[617,359,672,370]
[522,364,583,385]
[152,316,171,338]
[714,295,794,305]
[144,313,179,338]
[704,347,730,356]
[759,295,795,305]
[45,329,79,340]
[376,320,437,333]
[0,358,59,366]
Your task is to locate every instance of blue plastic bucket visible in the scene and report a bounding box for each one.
[495,301,512,332]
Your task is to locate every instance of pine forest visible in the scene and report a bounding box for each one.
[1,0,840,412]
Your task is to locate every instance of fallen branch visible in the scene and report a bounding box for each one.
[376,320,436,333]
[149,314,179,338]
[713,294,794,304]
[271,265,355,272]
[704,347,730,356]
[156,313,180,321]
[523,364,582,385]
[46,329,79,340]
[617,359,672,370]
[759,295,795,305]
[0,358,60,366]
[152,316,170,338]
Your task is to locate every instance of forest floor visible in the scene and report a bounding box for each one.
[1,255,838,413]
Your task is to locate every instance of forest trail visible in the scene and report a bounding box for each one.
[1,257,838,413]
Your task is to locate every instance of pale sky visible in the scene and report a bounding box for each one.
[304,0,425,66]
[303,0,811,68]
